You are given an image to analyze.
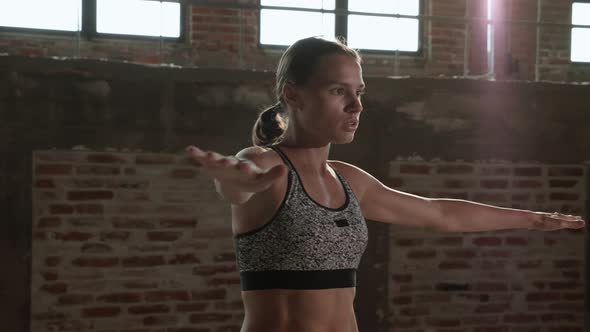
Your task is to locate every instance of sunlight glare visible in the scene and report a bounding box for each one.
[97,0,180,37]
[261,0,335,10]
[348,0,418,15]
[260,9,335,46]
[0,0,81,31]
[348,15,418,51]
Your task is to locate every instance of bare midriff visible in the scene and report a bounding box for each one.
[240,287,358,332]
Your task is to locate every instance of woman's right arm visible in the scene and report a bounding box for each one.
[186,145,286,205]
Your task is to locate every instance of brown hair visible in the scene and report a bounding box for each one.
[251,37,361,146]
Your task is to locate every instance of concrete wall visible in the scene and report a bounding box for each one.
[1,55,589,331]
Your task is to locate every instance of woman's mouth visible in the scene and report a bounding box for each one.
[343,119,359,131]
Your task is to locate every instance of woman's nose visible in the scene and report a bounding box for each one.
[347,95,363,113]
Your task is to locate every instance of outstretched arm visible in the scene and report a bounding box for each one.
[331,161,585,232]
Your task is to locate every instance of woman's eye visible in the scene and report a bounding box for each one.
[331,88,345,95]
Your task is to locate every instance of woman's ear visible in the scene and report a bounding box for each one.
[283,82,303,110]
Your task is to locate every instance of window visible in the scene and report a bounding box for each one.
[0,0,82,31]
[0,0,182,39]
[571,2,590,62]
[260,0,335,46]
[347,0,419,52]
[97,0,181,38]
[259,0,420,52]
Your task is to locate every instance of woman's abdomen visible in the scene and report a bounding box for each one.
[240,288,358,332]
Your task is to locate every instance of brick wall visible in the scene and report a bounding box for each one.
[31,150,242,332]
[1,0,589,81]
[2,57,590,332]
[387,161,586,331]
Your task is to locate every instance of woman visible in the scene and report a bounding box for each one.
[186,37,585,332]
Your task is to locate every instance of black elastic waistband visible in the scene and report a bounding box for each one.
[240,269,357,291]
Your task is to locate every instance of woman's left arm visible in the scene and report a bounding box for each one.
[430,199,585,232]
[331,161,586,232]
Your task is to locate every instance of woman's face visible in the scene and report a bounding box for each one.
[290,53,365,145]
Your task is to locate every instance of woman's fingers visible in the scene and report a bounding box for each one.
[537,212,586,230]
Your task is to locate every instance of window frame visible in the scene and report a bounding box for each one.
[258,0,424,56]
[0,0,186,42]
[570,0,590,64]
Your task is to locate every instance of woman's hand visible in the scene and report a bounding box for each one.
[531,212,586,231]
[186,145,286,196]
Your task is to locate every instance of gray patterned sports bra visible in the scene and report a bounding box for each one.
[234,145,368,291]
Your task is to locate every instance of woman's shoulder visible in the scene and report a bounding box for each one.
[328,160,376,196]
[235,145,283,169]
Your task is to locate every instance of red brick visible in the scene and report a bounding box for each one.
[35,179,55,188]
[399,306,430,317]
[147,231,182,242]
[96,292,142,303]
[554,259,582,269]
[57,294,94,306]
[191,289,226,301]
[72,257,119,268]
[400,164,431,174]
[49,204,74,214]
[549,179,578,188]
[36,164,72,175]
[45,256,61,267]
[192,264,236,276]
[37,217,61,228]
[503,313,538,323]
[425,317,461,327]
[480,179,508,189]
[122,256,166,267]
[526,292,561,302]
[189,313,233,324]
[55,231,94,241]
[514,167,542,176]
[76,165,120,175]
[168,253,201,265]
[128,304,171,315]
[176,302,209,312]
[144,290,190,302]
[87,153,127,163]
[160,218,198,228]
[506,237,528,246]
[473,236,502,246]
[444,249,476,259]
[395,238,425,246]
[136,155,175,164]
[392,296,412,305]
[207,276,240,287]
[512,179,543,188]
[434,237,463,246]
[407,249,437,259]
[40,282,67,294]
[74,204,104,214]
[549,193,579,201]
[143,315,179,326]
[436,165,474,175]
[81,306,121,318]
[547,167,583,176]
[439,261,471,269]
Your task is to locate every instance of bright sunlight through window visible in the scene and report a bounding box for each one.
[571,2,590,62]
[260,1,335,46]
[97,0,181,38]
[0,0,82,31]
[348,0,419,52]
[260,0,420,51]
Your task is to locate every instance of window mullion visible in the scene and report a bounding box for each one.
[335,0,348,41]
[82,0,97,39]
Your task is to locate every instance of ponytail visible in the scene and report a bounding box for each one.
[251,102,288,146]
